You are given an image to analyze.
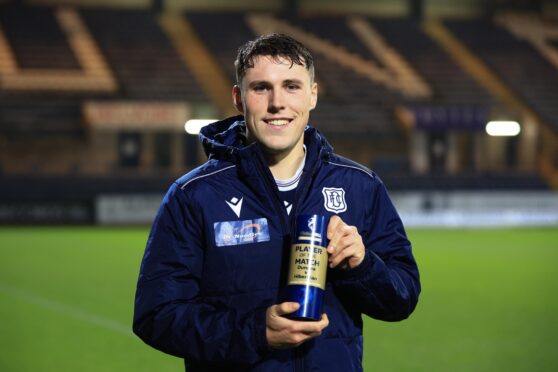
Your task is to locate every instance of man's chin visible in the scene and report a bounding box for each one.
[260,142,303,158]
[261,144,287,155]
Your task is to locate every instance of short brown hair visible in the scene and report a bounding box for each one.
[234,33,315,86]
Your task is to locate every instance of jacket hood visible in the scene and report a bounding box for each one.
[199,115,247,160]
[199,115,334,162]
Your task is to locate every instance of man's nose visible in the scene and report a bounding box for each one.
[268,89,285,112]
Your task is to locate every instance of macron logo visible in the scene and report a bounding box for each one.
[284,201,293,215]
[226,197,243,218]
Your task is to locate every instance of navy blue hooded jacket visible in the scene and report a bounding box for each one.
[133,116,420,371]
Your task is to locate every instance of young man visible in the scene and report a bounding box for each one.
[133,33,420,371]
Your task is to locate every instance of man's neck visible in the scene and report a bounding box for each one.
[265,146,305,180]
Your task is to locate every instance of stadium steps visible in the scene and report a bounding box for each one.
[0,7,116,92]
[442,18,558,131]
[55,8,117,90]
[80,8,208,101]
[281,14,431,99]
[495,13,558,74]
[423,19,558,189]
[424,20,532,112]
[0,97,83,137]
[347,17,431,99]
[159,13,236,116]
[239,13,407,141]
[0,27,21,73]
[246,13,403,94]
[0,5,80,70]
[370,17,493,107]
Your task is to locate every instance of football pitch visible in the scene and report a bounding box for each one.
[1,227,557,371]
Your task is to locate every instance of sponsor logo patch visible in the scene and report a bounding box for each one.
[214,218,270,247]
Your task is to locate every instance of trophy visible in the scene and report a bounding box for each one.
[286,214,328,320]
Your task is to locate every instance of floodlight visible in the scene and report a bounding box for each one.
[184,119,216,135]
[485,121,520,136]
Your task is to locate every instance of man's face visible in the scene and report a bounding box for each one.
[233,55,318,158]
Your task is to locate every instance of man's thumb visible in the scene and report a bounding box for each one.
[275,302,300,316]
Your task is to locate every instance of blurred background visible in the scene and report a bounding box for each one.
[0,0,557,226]
[0,0,557,371]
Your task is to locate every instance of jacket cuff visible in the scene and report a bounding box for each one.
[330,249,376,281]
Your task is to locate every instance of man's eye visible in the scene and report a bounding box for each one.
[253,85,268,92]
[286,84,300,91]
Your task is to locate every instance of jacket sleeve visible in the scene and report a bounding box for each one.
[331,176,420,322]
[132,183,269,364]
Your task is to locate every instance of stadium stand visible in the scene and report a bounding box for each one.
[0,6,80,70]
[370,17,495,106]
[184,11,252,84]
[0,6,117,92]
[187,12,406,139]
[80,8,208,101]
[444,17,558,133]
[0,6,210,139]
[0,3,556,225]
[0,97,83,137]
[0,6,82,136]
[0,6,104,137]
[282,14,384,67]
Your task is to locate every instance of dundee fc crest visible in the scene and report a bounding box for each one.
[322,187,347,213]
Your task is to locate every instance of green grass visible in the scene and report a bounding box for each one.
[1,227,557,371]
[364,229,558,371]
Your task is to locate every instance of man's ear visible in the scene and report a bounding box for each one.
[310,81,318,111]
[232,85,244,114]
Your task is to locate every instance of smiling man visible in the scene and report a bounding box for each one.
[133,34,420,372]
[232,52,317,180]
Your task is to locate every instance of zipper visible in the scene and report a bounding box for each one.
[253,152,291,236]
[255,156,305,372]
[290,169,316,372]
[290,147,323,221]
[253,150,320,372]
[293,151,326,372]
[289,168,313,222]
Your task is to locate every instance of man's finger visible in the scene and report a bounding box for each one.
[329,245,356,268]
[327,216,345,254]
[327,215,343,240]
[296,313,330,336]
[317,313,329,329]
[328,226,352,255]
[329,233,355,259]
[309,313,330,336]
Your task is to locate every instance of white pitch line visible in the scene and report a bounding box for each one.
[0,282,133,337]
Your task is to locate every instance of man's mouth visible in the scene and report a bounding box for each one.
[264,118,292,127]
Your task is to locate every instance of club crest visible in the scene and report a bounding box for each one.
[322,187,347,213]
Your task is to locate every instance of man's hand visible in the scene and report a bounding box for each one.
[266,302,329,349]
[327,215,365,269]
